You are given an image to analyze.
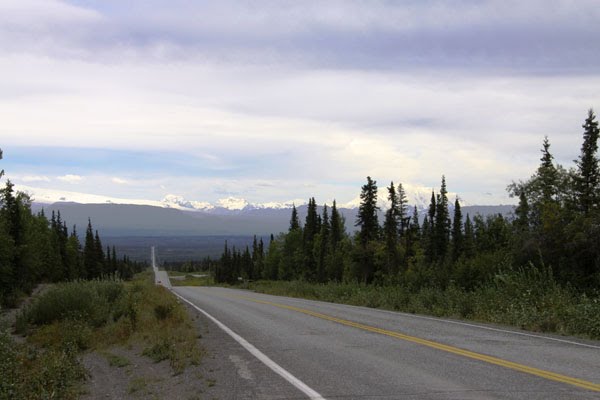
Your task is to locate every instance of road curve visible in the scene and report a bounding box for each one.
[171,286,599,400]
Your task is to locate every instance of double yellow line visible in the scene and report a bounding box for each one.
[240,296,600,392]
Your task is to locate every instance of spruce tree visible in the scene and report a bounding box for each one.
[425,191,436,262]
[463,214,475,258]
[83,219,97,278]
[355,177,379,283]
[330,200,343,250]
[537,136,559,204]
[316,204,330,282]
[289,204,301,231]
[434,176,451,260]
[355,176,379,245]
[405,205,421,261]
[451,198,463,261]
[574,109,600,214]
[397,183,408,235]
[383,181,399,275]
[112,245,118,274]
[94,230,105,275]
[304,198,319,244]
[410,205,420,235]
[303,198,319,280]
[383,181,399,247]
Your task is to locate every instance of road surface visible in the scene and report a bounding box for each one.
[170,285,599,400]
[151,246,171,289]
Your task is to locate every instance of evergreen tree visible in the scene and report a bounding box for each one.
[65,226,82,280]
[537,136,559,204]
[304,198,319,243]
[405,205,420,262]
[289,204,301,231]
[330,200,344,250]
[1,181,24,287]
[382,181,399,275]
[451,198,463,261]
[397,183,408,235]
[410,205,420,235]
[94,230,105,275]
[514,191,530,231]
[251,235,264,280]
[434,176,451,261]
[463,214,475,258]
[355,176,379,245]
[574,109,600,214]
[424,191,436,262]
[112,245,118,274]
[316,204,330,282]
[83,219,97,279]
[302,197,319,280]
[355,176,379,283]
[242,246,253,280]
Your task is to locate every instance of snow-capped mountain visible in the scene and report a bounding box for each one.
[19,184,514,238]
[161,194,214,211]
[16,183,471,215]
[15,184,308,214]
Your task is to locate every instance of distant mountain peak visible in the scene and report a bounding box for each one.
[162,194,214,211]
[18,183,469,215]
[216,196,250,210]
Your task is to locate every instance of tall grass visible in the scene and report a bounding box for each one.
[249,266,600,339]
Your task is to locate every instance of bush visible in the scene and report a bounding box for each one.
[0,331,86,400]
[16,280,125,333]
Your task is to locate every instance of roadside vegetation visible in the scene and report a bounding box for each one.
[168,271,214,287]
[249,266,600,339]
[0,272,202,400]
[207,109,600,340]
[0,154,146,309]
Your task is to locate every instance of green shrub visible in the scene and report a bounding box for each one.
[17,280,125,332]
[0,331,86,400]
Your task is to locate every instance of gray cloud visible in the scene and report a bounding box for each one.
[2,1,598,73]
[1,1,599,205]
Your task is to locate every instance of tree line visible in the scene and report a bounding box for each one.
[0,169,145,307]
[216,109,600,291]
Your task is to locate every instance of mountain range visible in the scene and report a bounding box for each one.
[19,184,515,237]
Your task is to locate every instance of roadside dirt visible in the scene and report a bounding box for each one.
[2,283,302,399]
[81,296,303,400]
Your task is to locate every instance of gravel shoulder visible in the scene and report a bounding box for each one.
[81,291,304,400]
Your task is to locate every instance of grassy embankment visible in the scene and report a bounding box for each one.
[0,271,201,400]
[169,273,214,287]
[250,267,600,340]
[170,268,600,340]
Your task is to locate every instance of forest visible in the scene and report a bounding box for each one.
[215,110,600,294]
[0,164,146,307]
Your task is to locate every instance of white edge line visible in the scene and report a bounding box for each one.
[251,290,600,350]
[171,290,327,400]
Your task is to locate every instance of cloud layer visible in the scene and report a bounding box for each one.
[1,1,599,205]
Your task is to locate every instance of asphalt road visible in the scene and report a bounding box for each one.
[171,285,600,400]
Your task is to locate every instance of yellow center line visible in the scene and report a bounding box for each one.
[236,295,600,392]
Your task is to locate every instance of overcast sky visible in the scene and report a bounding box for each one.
[1,0,599,205]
